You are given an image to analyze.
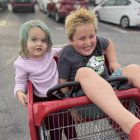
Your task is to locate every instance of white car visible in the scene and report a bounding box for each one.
[89,0,105,5]
[95,0,106,5]
[37,0,48,12]
[93,0,140,28]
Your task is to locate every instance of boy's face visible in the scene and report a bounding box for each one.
[27,27,48,59]
[70,23,96,56]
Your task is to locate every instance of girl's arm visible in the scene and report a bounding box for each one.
[52,44,66,56]
[16,90,27,107]
[104,39,121,73]
[14,61,28,107]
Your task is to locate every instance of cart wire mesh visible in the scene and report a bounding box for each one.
[38,98,140,140]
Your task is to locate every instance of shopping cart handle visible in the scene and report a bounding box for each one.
[106,76,129,90]
[47,81,81,99]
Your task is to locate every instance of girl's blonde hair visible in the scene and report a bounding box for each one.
[19,20,52,57]
[65,8,98,40]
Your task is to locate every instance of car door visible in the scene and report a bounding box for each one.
[113,0,131,25]
[47,0,55,15]
[98,0,117,23]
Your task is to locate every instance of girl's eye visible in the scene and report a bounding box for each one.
[31,38,37,42]
[42,39,47,43]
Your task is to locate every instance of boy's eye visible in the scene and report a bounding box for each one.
[79,37,86,41]
[90,35,95,39]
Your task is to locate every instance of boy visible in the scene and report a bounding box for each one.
[57,8,140,139]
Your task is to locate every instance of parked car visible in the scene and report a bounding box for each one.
[95,0,105,5]
[93,0,140,28]
[0,0,8,10]
[89,0,106,7]
[37,0,48,12]
[46,0,89,22]
[11,0,35,12]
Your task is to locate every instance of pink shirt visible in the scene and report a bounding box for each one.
[14,48,61,98]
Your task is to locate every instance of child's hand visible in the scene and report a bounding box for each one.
[109,62,121,73]
[16,91,27,107]
[70,109,83,123]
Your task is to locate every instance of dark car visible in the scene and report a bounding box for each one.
[46,0,89,22]
[11,0,35,12]
[0,0,8,10]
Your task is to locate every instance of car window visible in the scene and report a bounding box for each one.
[14,0,33,2]
[53,0,58,2]
[135,0,140,3]
[103,0,116,6]
[115,0,131,6]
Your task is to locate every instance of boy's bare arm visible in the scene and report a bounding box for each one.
[59,79,83,123]
[59,78,69,92]
[105,39,121,73]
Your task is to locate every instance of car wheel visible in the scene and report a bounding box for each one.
[42,5,46,13]
[39,5,42,11]
[55,12,61,22]
[3,4,8,10]
[47,10,51,17]
[32,7,35,13]
[13,8,17,13]
[120,16,129,28]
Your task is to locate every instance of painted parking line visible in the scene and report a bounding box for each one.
[114,28,128,33]
[55,26,64,30]
[0,56,16,72]
[111,26,128,34]
[0,13,9,26]
[114,27,140,34]
[127,30,140,34]
[108,24,140,34]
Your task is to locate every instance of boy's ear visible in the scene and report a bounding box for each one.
[69,42,73,46]
[69,39,73,45]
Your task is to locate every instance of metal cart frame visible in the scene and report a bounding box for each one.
[27,81,140,140]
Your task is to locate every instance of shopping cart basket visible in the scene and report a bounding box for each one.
[27,79,140,140]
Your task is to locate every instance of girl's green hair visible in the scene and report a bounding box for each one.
[19,20,52,57]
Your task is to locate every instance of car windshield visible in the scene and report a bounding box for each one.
[103,0,116,6]
[14,0,32,2]
[135,0,140,3]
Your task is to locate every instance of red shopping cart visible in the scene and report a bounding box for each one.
[27,79,140,140]
[27,55,140,140]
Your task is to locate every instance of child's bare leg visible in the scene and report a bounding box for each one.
[75,67,140,134]
[122,64,140,88]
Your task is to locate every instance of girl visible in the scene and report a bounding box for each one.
[14,20,77,140]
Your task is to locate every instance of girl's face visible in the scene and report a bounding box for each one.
[70,23,97,56]
[27,27,48,59]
